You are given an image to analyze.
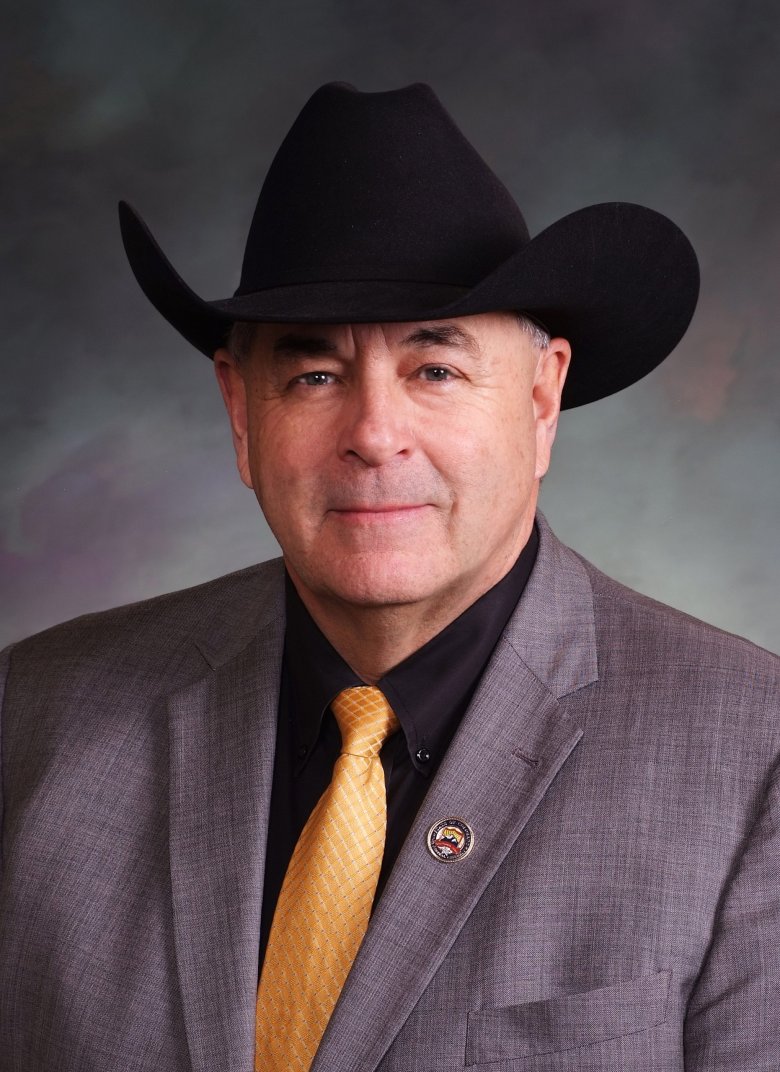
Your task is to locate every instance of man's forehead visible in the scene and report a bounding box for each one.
[251,312,521,354]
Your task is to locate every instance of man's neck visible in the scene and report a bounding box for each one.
[286,546,531,684]
[294,604,452,684]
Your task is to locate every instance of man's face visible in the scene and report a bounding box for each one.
[215,313,570,620]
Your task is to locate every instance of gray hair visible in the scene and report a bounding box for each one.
[226,312,550,363]
[515,313,551,353]
[226,320,259,363]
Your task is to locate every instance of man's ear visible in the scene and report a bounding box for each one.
[214,347,253,489]
[533,338,571,481]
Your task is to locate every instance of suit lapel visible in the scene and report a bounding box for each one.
[167,576,285,1072]
[165,518,597,1072]
[312,516,598,1072]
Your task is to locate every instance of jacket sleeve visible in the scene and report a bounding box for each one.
[0,644,13,881]
[684,760,780,1069]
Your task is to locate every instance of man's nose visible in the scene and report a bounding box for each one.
[336,379,413,467]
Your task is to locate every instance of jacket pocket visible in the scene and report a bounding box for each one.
[465,970,670,1065]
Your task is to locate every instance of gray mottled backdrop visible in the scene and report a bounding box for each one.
[2,0,779,652]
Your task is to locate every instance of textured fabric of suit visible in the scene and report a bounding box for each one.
[1,514,778,1071]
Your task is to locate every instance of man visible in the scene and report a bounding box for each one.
[0,82,778,1071]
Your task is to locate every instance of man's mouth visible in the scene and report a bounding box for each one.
[328,504,431,521]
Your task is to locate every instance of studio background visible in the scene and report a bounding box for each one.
[2,0,778,653]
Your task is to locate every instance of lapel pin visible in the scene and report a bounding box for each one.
[427,818,474,862]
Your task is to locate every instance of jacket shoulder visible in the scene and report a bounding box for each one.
[577,553,779,687]
[3,558,286,691]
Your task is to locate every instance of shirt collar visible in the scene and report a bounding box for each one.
[283,523,539,776]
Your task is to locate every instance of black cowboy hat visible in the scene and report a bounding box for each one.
[119,82,699,409]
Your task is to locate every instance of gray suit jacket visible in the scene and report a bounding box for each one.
[1,515,779,1071]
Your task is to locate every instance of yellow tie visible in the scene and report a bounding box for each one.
[254,686,399,1071]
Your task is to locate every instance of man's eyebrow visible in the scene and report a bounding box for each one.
[401,324,480,356]
[269,324,481,359]
[271,333,339,356]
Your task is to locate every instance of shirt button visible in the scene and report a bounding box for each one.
[415,747,431,764]
[297,745,308,759]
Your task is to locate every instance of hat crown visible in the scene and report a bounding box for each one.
[237,82,530,295]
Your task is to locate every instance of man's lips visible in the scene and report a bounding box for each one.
[331,504,427,512]
[328,503,432,521]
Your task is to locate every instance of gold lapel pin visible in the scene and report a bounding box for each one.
[427,817,474,862]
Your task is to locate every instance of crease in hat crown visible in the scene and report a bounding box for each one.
[118,80,699,409]
[234,81,530,293]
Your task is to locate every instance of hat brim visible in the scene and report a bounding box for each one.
[119,200,698,409]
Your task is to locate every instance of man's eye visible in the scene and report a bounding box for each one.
[294,371,334,387]
[421,366,453,382]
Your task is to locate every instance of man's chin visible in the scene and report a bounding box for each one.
[323,576,442,612]
[288,553,456,613]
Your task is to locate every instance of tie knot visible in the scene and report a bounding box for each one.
[330,686,399,759]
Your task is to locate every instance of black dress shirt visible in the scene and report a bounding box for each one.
[259,524,539,970]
